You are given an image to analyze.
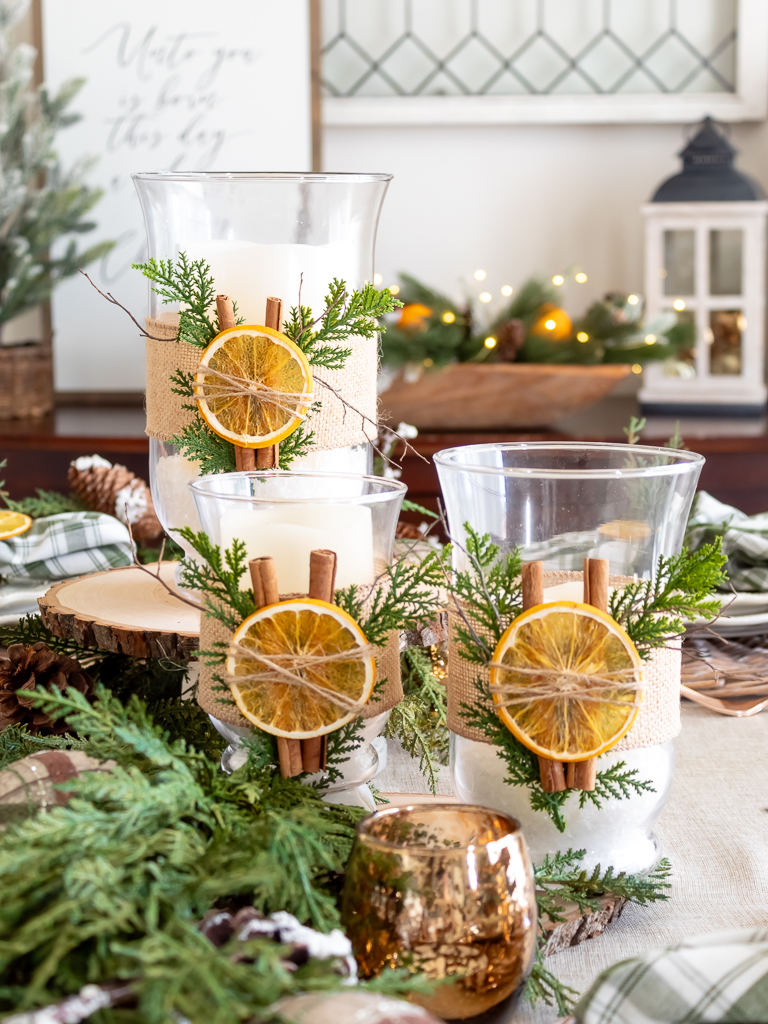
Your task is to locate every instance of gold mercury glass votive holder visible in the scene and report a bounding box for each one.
[341,804,537,1022]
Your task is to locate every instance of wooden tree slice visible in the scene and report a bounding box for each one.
[39,563,200,660]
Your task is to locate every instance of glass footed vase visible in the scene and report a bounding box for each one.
[435,441,704,874]
[190,470,406,807]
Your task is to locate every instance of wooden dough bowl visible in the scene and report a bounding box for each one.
[380,362,631,430]
[39,563,200,661]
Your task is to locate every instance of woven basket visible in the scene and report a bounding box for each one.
[0,341,54,419]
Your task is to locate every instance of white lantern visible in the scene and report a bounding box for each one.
[639,118,768,415]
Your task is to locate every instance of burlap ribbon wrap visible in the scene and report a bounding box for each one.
[197,611,402,727]
[144,314,377,450]
[447,570,682,752]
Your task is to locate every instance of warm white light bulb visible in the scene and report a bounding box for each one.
[545,319,556,330]
[575,272,588,283]
[474,269,486,281]
[673,299,685,311]
[627,294,639,305]
[484,337,497,348]
[552,275,564,286]
[442,311,456,324]
[577,332,589,342]
[479,292,492,303]
[632,364,643,374]
[389,285,400,296]
[501,285,513,296]
[373,273,383,285]
[644,334,656,345]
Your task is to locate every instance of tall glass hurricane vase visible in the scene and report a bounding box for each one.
[133,172,392,566]
[435,442,704,873]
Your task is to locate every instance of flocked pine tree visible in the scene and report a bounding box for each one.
[0,0,112,328]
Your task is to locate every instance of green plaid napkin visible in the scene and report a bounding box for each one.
[575,927,768,1024]
[687,491,768,592]
[0,512,132,582]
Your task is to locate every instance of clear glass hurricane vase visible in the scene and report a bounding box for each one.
[133,172,392,573]
[435,442,704,874]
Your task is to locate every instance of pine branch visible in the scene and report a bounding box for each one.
[4,489,87,518]
[384,649,449,795]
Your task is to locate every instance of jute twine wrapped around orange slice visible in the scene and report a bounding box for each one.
[490,558,644,793]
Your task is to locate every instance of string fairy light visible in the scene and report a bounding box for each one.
[474,269,486,281]
[575,272,588,283]
[484,337,497,348]
[552,275,564,286]
[442,311,456,323]
[577,331,589,342]
[627,294,639,305]
[632,364,643,374]
[389,285,400,295]
[501,285,513,296]
[673,299,686,311]
[373,273,383,285]
[479,292,492,303]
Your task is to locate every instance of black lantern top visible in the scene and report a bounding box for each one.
[651,117,764,203]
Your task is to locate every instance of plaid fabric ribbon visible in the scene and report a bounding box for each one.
[0,512,132,583]
[574,927,768,1024]
[687,491,768,592]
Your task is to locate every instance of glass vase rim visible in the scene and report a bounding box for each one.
[355,803,523,853]
[132,171,393,184]
[434,441,704,479]
[189,469,407,505]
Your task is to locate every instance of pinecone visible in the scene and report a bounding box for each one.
[494,317,526,362]
[68,455,163,545]
[0,642,95,734]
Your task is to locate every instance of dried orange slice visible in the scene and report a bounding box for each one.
[194,325,312,449]
[490,602,643,761]
[226,598,375,738]
[0,510,32,540]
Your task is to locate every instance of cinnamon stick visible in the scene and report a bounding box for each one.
[523,561,566,794]
[236,446,257,471]
[300,549,338,773]
[216,294,237,331]
[256,296,284,470]
[249,557,302,777]
[571,557,610,792]
[522,560,544,610]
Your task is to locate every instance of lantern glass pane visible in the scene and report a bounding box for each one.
[709,309,743,375]
[663,308,696,377]
[709,230,743,295]
[663,230,695,296]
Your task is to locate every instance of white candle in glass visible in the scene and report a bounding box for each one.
[219,504,374,594]
[182,240,355,324]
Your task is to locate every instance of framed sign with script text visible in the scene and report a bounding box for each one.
[41,0,312,392]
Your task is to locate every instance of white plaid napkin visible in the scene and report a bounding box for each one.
[0,512,132,582]
[574,927,768,1024]
[687,491,768,592]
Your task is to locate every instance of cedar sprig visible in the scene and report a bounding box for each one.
[384,648,449,794]
[444,525,523,664]
[176,529,254,629]
[133,253,221,349]
[284,278,401,369]
[609,538,725,656]
[170,419,237,476]
[335,552,444,647]
[579,761,656,809]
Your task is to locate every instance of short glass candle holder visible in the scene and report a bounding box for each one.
[341,804,537,1022]
[435,442,704,874]
[190,470,406,803]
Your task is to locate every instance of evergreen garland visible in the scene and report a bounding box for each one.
[135,256,400,474]
[384,648,449,795]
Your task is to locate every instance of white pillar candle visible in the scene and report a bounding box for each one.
[182,240,356,325]
[219,504,374,594]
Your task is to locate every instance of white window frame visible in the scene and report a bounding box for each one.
[323,0,768,127]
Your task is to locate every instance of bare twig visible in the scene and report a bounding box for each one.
[125,519,201,610]
[79,269,170,342]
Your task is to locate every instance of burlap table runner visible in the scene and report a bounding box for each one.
[197,612,402,727]
[144,314,377,450]
[446,570,681,752]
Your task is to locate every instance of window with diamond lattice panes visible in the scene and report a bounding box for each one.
[322,0,767,124]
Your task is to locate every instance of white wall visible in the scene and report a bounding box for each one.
[325,119,768,325]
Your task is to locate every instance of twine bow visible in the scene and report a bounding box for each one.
[195,364,313,421]
[488,662,643,709]
[225,640,375,714]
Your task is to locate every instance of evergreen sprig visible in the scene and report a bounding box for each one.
[384,648,449,794]
[525,849,671,1012]
[609,539,726,654]
[176,529,253,629]
[133,253,221,349]
[284,278,400,369]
